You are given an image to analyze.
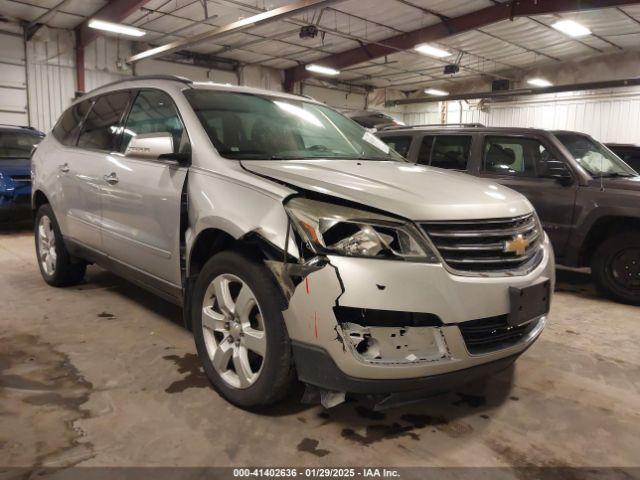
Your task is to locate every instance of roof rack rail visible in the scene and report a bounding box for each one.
[85,75,193,94]
[379,123,485,131]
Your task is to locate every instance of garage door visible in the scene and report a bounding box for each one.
[0,32,28,127]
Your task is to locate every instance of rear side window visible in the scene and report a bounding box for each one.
[418,135,471,170]
[483,136,550,177]
[77,91,131,151]
[120,89,189,154]
[431,136,471,170]
[381,136,412,157]
[52,100,92,146]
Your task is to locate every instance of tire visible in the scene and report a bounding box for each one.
[192,250,295,408]
[591,232,640,305]
[34,204,86,287]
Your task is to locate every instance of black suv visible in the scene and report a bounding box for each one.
[377,125,640,305]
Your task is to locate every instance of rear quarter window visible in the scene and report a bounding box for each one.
[77,91,131,151]
[52,100,92,146]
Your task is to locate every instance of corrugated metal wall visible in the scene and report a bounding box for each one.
[398,87,640,143]
[476,88,640,143]
[0,31,28,126]
[4,26,285,133]
[26,28,76,133]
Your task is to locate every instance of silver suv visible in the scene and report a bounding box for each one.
[32,75,554,408]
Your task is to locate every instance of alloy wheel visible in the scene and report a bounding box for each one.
[201,273,266,389]
[37,215,57,276]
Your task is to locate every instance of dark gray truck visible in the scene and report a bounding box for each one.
[377,125,640,305]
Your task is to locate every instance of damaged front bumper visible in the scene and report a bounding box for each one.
[281,234,554,395]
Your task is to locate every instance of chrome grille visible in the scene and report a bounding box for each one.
[421,213,542,273]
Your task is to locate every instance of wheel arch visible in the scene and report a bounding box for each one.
[32,189,49,212]
[184,226,289,330]
[579,215,640,266]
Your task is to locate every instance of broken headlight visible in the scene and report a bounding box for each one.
[285,197,438,262]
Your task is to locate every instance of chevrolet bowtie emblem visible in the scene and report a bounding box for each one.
[504,234,530,256]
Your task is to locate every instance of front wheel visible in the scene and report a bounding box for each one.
[34,204,86,287]
[192,251,295,408]
[592,232,640,305]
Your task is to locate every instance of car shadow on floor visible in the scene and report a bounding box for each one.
[555,268,599,299]
[80,266,183,326]
[276,366,516,451]
[0,218,32,234]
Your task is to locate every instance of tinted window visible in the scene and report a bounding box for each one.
[483,136,551,177]
[52,100,92,146]
[430,136,471,170]
[612,148,640,171]
[0,131,43,159]
[381,136,412,157]
[77,91,131,151]
[417,136,434,165]
[120,89,189,154]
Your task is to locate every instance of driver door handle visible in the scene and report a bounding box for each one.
[103,172,119,185]
[58,163,69,173]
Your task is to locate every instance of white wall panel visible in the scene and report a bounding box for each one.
[0,32,27,126]
[25,28,76,132]
[302,84,366,112]
[484,88,640,143]
[402,87,640,144]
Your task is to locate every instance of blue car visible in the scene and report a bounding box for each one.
[0,125,44,221]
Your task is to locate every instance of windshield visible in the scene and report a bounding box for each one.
[554,133,637,177]
[0,131,42,159]
[184,89,405,162]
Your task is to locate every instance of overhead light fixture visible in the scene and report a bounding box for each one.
[88,19,146,37]
[305,64,340,76]
[551,19,591,37]
[414,43,451,58]
[425,88,449,96]
[527,78,553,87]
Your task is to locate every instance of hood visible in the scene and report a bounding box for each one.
[0,159,31,176]
[590,176,640,192]
[241,159,533,221]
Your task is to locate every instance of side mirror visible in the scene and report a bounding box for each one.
[544,159,574,185]
[124,132,174,160]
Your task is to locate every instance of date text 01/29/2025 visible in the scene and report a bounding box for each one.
[232,468,401,478]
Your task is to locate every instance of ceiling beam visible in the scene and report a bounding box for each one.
[385,77,640,106]
[284,0,640,90]
[76,0,153,48]
[127,0,339,63]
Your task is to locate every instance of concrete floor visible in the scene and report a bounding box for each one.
[1,222,639,472]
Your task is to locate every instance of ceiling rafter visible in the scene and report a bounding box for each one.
[283,0,640,90]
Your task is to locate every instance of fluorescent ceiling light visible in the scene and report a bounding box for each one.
[88,19,146,37]
[551,19,591,37]
[425,88,449,96]
[305,64,340,76]
[527,78,553,87]
[414,43,451,58]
